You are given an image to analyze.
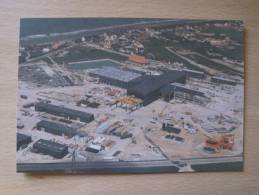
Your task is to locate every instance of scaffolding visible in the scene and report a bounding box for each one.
[115,96,143,111]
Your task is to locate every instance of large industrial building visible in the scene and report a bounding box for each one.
[89,66,209,106]
[33,139,68,159]
[89,67,142,89]
[211,76,237,85]
[17,133,32,151]
[127,71,186,105]
[161,83,207,102]
[35,102,94,123]
[36,120,77,138]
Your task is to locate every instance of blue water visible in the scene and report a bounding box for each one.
[20,18,164,37]
[19,17,215,38]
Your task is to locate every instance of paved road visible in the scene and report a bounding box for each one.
[179,155,243,165]
[17,160,179,173]
[17,155,242,172]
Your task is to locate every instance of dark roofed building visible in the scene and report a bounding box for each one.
[17,133,32,151]
[121,67,146,75]
[33,139,68,159]
[35,102,94,123]
[162,123,181,134]
[211,76,237,86]
[36,120,77,138]
[161,83,206,101]
[127,70,186,105]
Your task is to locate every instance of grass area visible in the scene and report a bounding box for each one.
[163,27,243,62]
[66,59,122,70]
[143,35,243,75]
[205,26,243,44]
[183,53,243,75]
[143,38,204,72]
[53,46,127,64]
[170,38,243,62]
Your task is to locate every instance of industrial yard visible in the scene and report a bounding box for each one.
[17,18,244,172]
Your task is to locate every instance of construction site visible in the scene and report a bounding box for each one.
[16,18,244,172]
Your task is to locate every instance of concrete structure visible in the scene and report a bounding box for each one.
[161,83,207,102]
[36,120,77,138]
[35,102,94,123]
[33,139,68,159]
[90,67,142,89]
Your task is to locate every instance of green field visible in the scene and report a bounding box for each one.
[53,46,127,64]
[66,59,122,70]
[143,38,205,72]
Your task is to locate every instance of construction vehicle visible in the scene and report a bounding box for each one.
[220,134,234,150]
[158,105,168,118]
[204,134,234,153]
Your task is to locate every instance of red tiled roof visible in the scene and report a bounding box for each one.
[128,54,148,64]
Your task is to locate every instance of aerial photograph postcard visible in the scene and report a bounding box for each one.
[17,18,244,173]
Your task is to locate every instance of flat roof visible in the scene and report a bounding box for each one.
[35,102,94,120]
[17,133,31,142]
[91,67,142,82]
[37,120,76,135]
[33,139,67,153]
[128,70,186,98]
